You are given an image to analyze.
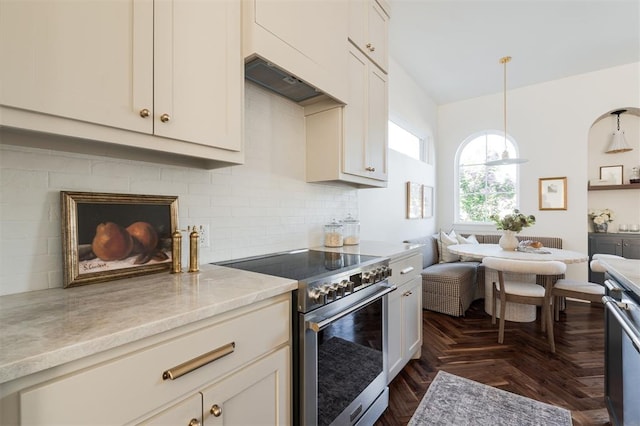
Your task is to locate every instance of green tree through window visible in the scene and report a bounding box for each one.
[457,132,518,222]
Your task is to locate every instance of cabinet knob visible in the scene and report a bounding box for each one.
[365,166,376,172]
[366,43,376,52]
[139,108,150,118]
[188,419,201,426]
[160,113,171,123]
[210,404,222,417]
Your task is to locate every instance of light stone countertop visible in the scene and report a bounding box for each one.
[0,264,297,384]
[312,240,424,259]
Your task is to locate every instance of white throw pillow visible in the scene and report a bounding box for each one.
[438,230,460,263]
[456,234,479,261]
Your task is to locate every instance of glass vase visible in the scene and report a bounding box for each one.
[593,222,608,233]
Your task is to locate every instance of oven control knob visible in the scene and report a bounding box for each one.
[362,272,372,285]
[329,283,340,299]
[339,279,354,294]
[309,287,329,304]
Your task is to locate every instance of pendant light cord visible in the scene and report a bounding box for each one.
[500,56,511,151]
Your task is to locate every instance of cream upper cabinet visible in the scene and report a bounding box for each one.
[0,0,243,165]
[242,0,348,103]
[348,0,389,72]
[0,0,153,133]
[304,47,388,188]
[343,45,388,182]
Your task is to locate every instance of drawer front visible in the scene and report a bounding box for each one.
[389,252,422,287]
[20,298,290,425]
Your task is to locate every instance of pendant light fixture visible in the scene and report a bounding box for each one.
[605,109,633,154]
[485,56,528,166]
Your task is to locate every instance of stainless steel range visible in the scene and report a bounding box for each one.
[216,249,394,426]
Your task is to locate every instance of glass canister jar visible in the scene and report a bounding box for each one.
[324,219,343,247]
[342,213,360,245]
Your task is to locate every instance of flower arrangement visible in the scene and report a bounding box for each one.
[489,209,536,233]
[589,209,614,225]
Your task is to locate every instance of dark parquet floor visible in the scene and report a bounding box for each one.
[376,299,609,426]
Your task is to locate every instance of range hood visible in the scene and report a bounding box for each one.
[245,57,323,103]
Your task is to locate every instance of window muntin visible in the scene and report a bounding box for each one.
[456,132,519,223]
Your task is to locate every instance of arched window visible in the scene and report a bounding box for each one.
[455,131,520,223]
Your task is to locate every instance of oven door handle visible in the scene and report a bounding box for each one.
[603,296,640,353]
[306,284,397,333]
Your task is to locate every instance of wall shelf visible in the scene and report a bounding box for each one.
[588,183,640,191]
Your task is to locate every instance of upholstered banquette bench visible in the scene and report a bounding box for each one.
[404,232,562,317]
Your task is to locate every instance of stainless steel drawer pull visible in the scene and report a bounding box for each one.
[162,342,235,380]
[400,267,414,275]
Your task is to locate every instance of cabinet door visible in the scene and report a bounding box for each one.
[366,0,389,71]
[154,0,241,151]
[344,46,388,182]
[0,0,153,133]
[366,64,388,181]
[622,238,640,259]
[347,0,389,72]
[139,393,202,426]
[404,277,422,360]
[590,235,623,257]
[344,47,368,179]
[201,347,290,425]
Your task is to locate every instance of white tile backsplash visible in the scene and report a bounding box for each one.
[0,84,358,296]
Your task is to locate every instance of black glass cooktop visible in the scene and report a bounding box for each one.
[214,249,381,281]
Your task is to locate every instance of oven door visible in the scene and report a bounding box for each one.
[603,294,640,426]
[298,282,395,426]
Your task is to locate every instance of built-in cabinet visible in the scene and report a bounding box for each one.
[305,46,388,188]
[387,251,422,382]
[588,233,640,284]
[0,0,243,166]
[4,295,290,425]
[303,0,389,188]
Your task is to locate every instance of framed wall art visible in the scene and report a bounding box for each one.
[61,191,178,288]
[406,182,422,219]
[422,185,433,218]
[538,177,567,211]
[600,165,623,185]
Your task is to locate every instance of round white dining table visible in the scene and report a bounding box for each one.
[447,243,589,322]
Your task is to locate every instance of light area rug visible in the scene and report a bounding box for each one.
[408,370,572,426]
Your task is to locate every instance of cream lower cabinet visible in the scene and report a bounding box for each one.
[8,295,290,426]
[142,347,290,426]
[0,0,242,165]
[387,252,422,382]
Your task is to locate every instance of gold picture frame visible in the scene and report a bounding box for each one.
[538,177,567,211]
[61,191,178,288]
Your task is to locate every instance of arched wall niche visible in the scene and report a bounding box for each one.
[587,106,640,232]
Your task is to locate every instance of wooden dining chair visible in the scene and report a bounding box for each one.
[482,257,567,353]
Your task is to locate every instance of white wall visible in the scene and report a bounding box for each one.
[359,58,438,242]
[0,84,358,296]
[437,62,640,280]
